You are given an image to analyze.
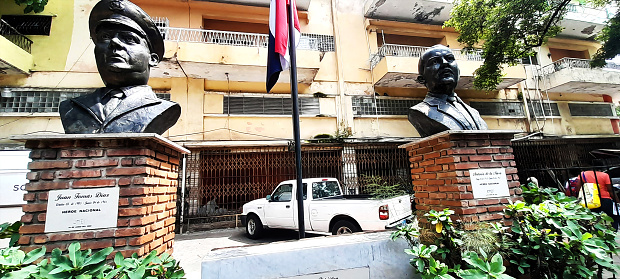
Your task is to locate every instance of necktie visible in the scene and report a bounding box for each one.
[103,90,124,116]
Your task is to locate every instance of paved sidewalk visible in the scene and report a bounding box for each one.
[172,228,322,279]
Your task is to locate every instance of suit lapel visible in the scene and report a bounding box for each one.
[70,89,105,125]
[102,87,161,127]
[429,97,473,129]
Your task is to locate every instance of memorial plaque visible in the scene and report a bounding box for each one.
[470,168,510,199]
[282,267,370,279]
[45,188,119,233]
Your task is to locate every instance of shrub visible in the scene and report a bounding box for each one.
[392,183,620,279]
[0,221,185,279]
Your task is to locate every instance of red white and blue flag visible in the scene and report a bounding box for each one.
[266,0,300,93]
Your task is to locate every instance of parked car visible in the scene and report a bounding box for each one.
[240,177,412,239]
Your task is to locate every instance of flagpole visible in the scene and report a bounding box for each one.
[287,0,305,239]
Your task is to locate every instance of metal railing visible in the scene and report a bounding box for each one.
[180,142,411,231]
[159,27,334,52]
[565,3,613,24]
[539,57,620,76]
[0,19,32,54]
[370,44,484,69]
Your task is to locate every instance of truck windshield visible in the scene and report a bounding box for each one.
[312,181,342,199]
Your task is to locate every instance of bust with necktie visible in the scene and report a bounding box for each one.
[408,45,488,138]
[59,0,180,134]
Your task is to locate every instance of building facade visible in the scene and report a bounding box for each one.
[1,0,618,225]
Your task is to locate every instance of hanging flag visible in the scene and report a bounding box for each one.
[266,0,300,93]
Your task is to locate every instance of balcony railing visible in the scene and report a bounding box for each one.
[370,44,484,69]
[539,57,620,76]
[0,19,32,54]
[565,3,613,24]
[159,27,335,52]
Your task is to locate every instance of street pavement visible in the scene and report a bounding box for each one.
[172,228,323,279]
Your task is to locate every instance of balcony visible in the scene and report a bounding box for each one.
[370,44,525,90]
[154,27,330,85]
[538,57,620,93]
[364,0,452,24]
[559,4,615,39]
[0,19,33,75]
[194,0,311,11]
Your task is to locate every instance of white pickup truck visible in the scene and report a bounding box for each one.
[240,178,412,239]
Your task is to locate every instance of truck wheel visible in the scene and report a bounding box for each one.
[246,214,263,239]
[332,220,359,235]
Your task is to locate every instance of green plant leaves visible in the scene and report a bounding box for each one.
[392,181,620,278]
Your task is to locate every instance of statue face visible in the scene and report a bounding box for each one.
[420,46,460,94]
[94,23,158,87]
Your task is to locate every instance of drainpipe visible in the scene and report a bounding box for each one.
[603,94,619,134]
[331,0,349,132]
[180,154,187,233]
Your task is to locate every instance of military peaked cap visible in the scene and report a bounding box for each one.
[89,0,164,60]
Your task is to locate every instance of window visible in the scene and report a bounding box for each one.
[568,103,615,117]
[223,96,320,115]
[0,88,171,113]
[312,181,342,199]
[271,184,293,202]
[521,53,539,65]
[469,101,525,117]
[153,90,171,101]
[528,101,560,117]
[352,97,420,116]
[0,88,93,113]
[1,15,52,35]
[377,33,443,48]
[152,17,169,39]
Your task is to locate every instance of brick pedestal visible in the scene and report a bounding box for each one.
[10,134,189,257]
[400,130,523,227]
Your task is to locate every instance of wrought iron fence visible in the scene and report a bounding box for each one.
[370,44,483,69]
[0,19,32,53]
[539,57,620,76]
[513,137,620,189]
[179,142,411,231]
[159,27,334,52]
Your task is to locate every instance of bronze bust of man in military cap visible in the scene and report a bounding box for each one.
[408,45,488,138]
[59,0,180,134]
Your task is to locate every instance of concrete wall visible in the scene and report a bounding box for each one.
[201,231,417,279]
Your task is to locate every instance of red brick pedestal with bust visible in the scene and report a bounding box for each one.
[10,134,189,258]
[400,130,523,228]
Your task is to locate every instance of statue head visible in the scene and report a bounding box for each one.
[89,0,164,88]
[416,45,460,95]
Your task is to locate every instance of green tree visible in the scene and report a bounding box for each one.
[8,0,49,13]
[445,0,620,90]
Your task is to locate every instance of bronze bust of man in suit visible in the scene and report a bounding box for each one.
[408,45,488,138]
[59,0,180,134]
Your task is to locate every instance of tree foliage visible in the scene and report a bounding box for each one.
[10,0,48,13]
[445,0,620,90]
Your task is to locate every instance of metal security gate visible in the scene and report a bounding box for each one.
[513,137,620,189]
[179,142,411,232]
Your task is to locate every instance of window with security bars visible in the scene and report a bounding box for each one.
[0,89,94,113]
[301,34,335,52]
[223,96,320,115]
[153,90,171,101]
[1,15,52,35]
[528,101,561,117]
[352,97,420,116]
[469,101,525,117]
[0,88,172,113]
[568,103,615,117]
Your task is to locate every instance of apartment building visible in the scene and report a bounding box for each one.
[0,0,618,226]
